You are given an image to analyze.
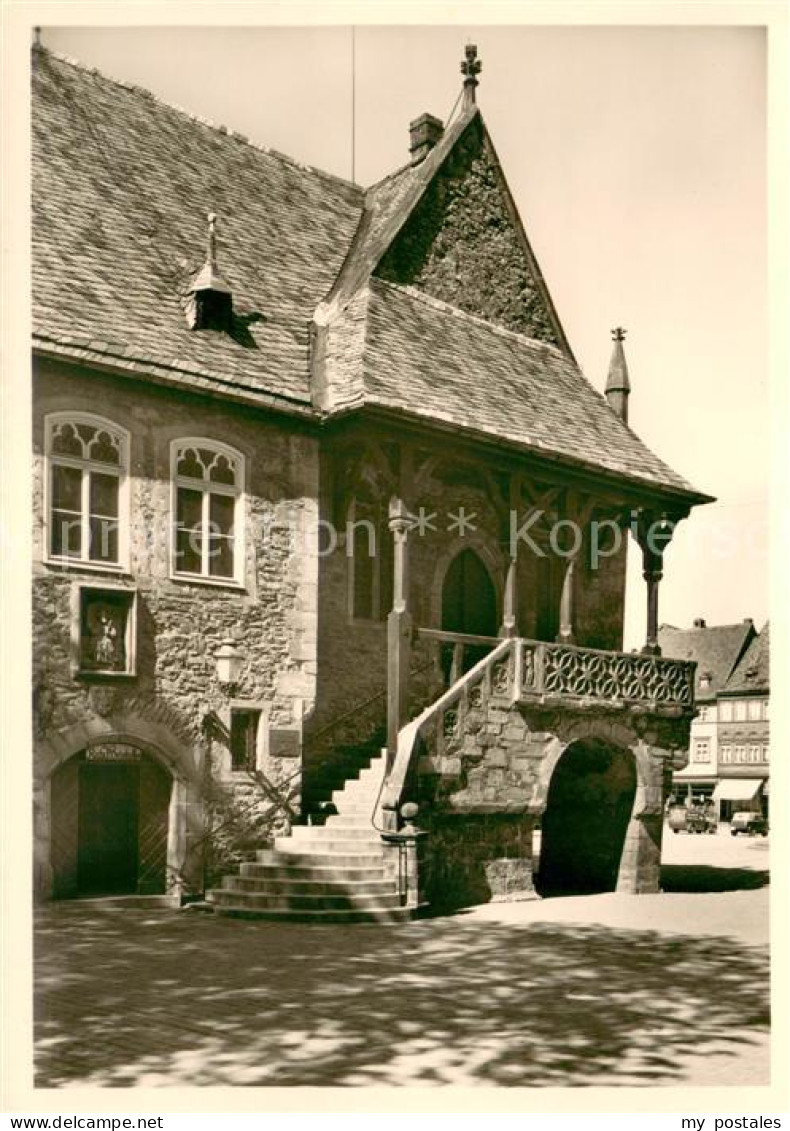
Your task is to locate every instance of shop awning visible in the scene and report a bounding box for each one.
[712,779,764,802]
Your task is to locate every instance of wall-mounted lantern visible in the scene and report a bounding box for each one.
[215,638,244,690]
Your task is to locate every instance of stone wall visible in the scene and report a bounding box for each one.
[376,116,561,346]
[33,358,320,896]
[411,693,693,908]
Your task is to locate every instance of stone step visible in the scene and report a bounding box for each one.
[289,824,380,841]
[273,836,384,855]
[256,848,386,868]
[207,888,403,912]
[224,875,395,896]
[210,903,417,924]
[242,860,388,881]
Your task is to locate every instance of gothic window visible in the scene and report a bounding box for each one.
[347,497,393,621]
[171,441,244,584]
[45,414,129,569]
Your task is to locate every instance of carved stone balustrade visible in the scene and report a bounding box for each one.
[382,636,696,830]
[516,640,695,714]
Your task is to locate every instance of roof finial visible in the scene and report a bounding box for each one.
[606,326,631,423]
[461,43,482,107]
[207,212,218,266]
[33,26,42,49]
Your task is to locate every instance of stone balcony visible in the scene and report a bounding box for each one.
[384,635,696,825]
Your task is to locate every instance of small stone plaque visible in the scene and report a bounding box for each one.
[85,742,142,763]
[269,728,301,759]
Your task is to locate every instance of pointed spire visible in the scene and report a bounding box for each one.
[605,327,631,423]
[461,44,482,108]
[187,212,233,331]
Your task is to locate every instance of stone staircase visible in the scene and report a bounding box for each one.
[207,752,416,923]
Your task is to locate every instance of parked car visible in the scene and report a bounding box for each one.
[730,811,769,837]
[667,805,717,834]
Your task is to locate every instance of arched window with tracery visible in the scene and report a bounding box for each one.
[45,413,130,569]
[171,440,244,584]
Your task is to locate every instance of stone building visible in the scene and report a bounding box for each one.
[32,43,712,918]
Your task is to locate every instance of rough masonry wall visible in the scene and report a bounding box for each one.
[413,694,692,907]
[33,359,320,890]
[574,540,628,652]
[375,117,560,345]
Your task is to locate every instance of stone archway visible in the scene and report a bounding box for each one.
[536,737,637,897]
[35,714,201,902]
[50,743,172,899]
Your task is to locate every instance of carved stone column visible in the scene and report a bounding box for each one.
[556,557,577,645]
[500,553,518,638]
[387,497,413,768]
[632,510,683,657]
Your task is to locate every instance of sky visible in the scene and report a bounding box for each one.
[35,20,770,649]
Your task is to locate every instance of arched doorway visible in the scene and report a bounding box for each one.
[536,739,636,897]
[441,548,498,676]
[50,743,172,898]
[442,548,498,636]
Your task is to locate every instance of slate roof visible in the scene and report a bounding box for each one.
[657,621,756,701]
[32,48,363,408]
[32,47,710,503]
[321,279,705,497]
[722,623,770,694]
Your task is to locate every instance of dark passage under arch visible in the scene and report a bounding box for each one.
[536,739,636,897]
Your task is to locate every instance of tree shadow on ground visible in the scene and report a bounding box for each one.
[34,904,769,1088]
[660,865,770,893]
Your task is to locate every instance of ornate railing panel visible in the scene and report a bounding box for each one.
[518,640,695,709]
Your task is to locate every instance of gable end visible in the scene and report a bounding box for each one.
[373,116,568,351]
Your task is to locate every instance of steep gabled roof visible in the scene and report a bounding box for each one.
[32,47,711,505]
[722,623,770,695]
[32,47,363,410]
[657,621,757,701]
[318,278,708,499]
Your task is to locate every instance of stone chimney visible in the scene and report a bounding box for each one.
[409,113,444,165]
[605,327,631,423]
[693,618,706,628]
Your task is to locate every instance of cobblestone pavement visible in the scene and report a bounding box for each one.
[32,828,770,1089]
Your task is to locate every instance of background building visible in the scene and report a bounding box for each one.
[658,619,769,820]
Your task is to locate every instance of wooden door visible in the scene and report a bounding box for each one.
[137,758,172,894]
[77,762,139,895]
